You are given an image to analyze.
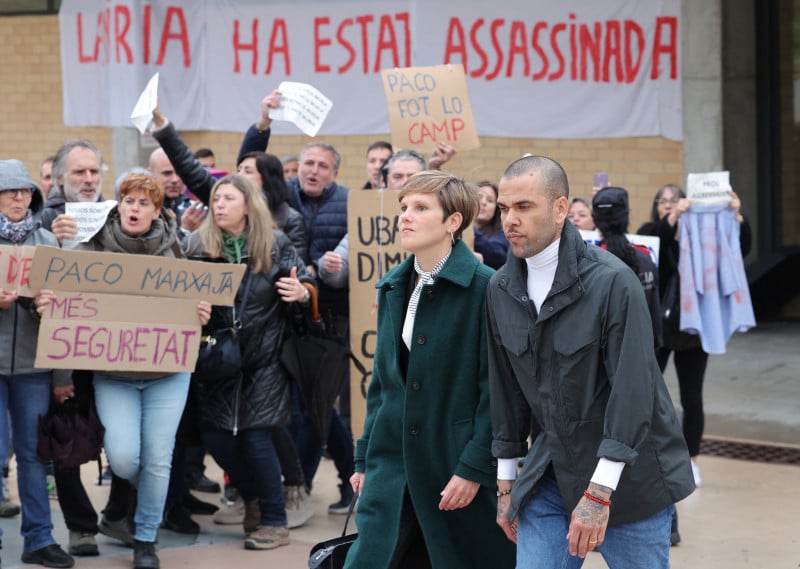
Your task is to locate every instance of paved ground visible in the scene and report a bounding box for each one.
[0,321,796,568]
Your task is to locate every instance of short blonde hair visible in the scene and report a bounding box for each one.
[398,170,479,240]
[198,174,275,274]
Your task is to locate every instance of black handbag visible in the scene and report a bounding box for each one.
[37,398,105,470]
[194,272,253,382]
[308,492,358,569]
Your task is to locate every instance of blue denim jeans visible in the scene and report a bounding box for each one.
[93,372,190,542]
[517,470,673,569]
[0,372,57,553]
[203,428,287,526]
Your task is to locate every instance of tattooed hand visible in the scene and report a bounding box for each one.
[566,482,611,558]
[496,492,518,543]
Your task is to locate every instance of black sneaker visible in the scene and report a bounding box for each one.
[21,544,75,568]
[133,540,159,569]
[188,474,221,494]
[328,483,355,515]
[183,492,219,515]
[160,505,200,534]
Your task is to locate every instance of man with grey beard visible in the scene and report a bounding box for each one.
[41,139,104,243]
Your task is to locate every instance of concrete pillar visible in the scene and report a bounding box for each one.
[682,0,724,175]
[110,127,149,197]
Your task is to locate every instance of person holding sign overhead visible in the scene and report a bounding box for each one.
[0,160,75,568]
[39,173,212,569]
[185,174,314,551]
[345,171,515,569]
[637,183,751,545]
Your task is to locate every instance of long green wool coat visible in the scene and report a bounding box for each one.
[344,240,515,569]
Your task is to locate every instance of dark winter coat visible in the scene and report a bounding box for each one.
[0,183,59,376]
[345,240,515,569]
[487,221,695,526]
[286,176,349,318]
[185,230,311,433]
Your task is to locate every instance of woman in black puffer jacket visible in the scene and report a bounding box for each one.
[185,174,314,552]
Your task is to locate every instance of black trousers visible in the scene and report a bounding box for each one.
[387,489,432,569]
[657,345,709,456]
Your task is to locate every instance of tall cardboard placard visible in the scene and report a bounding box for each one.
[347,190,473,439]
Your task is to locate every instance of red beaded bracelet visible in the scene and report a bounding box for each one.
[583,491,611,507]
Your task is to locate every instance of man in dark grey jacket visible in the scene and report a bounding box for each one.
[487,155,694,568]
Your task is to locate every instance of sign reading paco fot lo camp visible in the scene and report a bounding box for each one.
[29,246,245,373]
[381,64,480,152]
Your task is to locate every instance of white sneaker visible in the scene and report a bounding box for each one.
[213,495,244,525]
[284,485,314,529]
[691,460,702,487]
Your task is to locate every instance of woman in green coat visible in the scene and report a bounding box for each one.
[345,171,515,569]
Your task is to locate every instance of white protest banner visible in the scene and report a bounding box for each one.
[270,81,333,137]
[63,201,118,249]
[686,171,732,206]
[382,64,480,151]
[0,245,38,296]
[59,0,682,140]
[130,72,159,134]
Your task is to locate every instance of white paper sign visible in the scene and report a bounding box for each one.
[579,229,661,266]
[63,201,118,249]
[686,171,732,206]
[270,81,333,137]
[130,72,159,134]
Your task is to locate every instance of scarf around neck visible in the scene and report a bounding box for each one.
[401,249,452,349]
[223,232,248,264]
[0,210,35,243]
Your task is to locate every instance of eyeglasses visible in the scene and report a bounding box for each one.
[3,188,33,198]
[656,196,679,205]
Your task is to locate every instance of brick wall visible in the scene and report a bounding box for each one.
[1,14,683,233]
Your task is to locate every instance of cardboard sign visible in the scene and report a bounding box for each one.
[35,292,200,372]
[381,64,480,152]
[28,247,245,305]
[686,171,732,206]
[0,245,38,297]
[347,189,473,439]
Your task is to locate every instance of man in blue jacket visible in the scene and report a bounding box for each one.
[487,155,695,568]
[284,140,355,516]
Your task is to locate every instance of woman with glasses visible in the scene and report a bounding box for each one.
[637,183,750,545]
[0,160,75,568]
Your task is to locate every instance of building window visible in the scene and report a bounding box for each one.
[0,0,60,15]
